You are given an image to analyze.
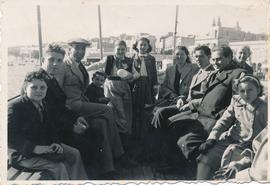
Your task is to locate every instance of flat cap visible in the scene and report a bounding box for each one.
[67,38,91,46]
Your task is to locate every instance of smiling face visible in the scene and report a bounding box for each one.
[69,44,86,62]
[174,48,188,65]
[115,44,127,59]
[194,49,210,69]
[43,52,64,76]
[237,47,250,63]
[24,79,47,103]
[238,81,259,104]
[138,40,149,54]
[211,50,231,70]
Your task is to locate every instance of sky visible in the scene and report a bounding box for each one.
[2,0,269,47]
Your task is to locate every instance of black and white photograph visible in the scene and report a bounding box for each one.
[1,0,269,182]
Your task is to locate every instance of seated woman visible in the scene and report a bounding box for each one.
[8,71,87,180]
[151,46,199,128]
[197,75,267,180]
[158,46,198,104]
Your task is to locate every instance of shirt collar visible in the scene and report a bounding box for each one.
[201,63,212,71]
[138,53,148,57]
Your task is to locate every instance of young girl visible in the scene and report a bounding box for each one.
[8,71,87,180]
[131,37,158,140]
[196,75,267,180]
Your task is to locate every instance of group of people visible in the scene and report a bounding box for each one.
[8,36,267,181]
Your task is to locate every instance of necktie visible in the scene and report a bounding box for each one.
[78,63,89,84]
[37,103,44,122]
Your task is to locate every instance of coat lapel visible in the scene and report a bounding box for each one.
[23,97,43,123]
[189,71,198,89]
[207,69,231,91]
[66,58,85,86]
[179,63,192,84]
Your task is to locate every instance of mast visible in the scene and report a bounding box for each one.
[98,5,103,60]
[36,5,43,65]
[173,5,179,54]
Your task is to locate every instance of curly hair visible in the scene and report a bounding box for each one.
[233,74,263,97]
[132,37,152,53]
[20,70,47,97]
[44,43,66,56]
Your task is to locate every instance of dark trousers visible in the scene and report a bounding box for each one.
[176,120,208,161]
[151,105,179,128]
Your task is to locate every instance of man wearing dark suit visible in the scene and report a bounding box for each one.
[151,45,215,129]
[175,46,246,163]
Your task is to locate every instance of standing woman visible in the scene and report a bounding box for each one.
[131,37,158,140]
[86,40,133,142]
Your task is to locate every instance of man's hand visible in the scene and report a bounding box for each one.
[213,162,239,180]
[176,99,184,109]
[179,103,190,112]
[73,116,89,134]
[49,143,64,154]
[33,145,52,155]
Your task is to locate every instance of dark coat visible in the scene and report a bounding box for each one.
[85,83,105,103]
[41,69,79,140]
[170,62,246,133]
[158,63,199,100]
[197,63,246,120]
[8,96,59,162]
[187,64,215,101]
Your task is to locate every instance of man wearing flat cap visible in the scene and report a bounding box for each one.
[60,38,130,179]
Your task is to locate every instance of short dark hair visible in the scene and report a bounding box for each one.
[212,45,233,59]
[21,70,47,97]
[194,45,211,57]
[132,37,152,53]
[44,43,66,56]
[92,71,107,81]
[175,46,191,63]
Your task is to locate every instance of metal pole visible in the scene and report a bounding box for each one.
[37,5,43,65]
[173,5,179,54]
[98,5,103,60]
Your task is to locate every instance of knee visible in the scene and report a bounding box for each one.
[67,147,82,163]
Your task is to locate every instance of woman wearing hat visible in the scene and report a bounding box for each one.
[86,40,133,148]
